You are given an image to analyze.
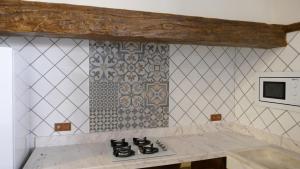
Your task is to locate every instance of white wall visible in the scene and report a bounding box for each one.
[25,0,300,24]
[271,0,300,25]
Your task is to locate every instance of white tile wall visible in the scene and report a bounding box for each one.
[169,45,236,127]
[170,33,300,142]
[234,31,300,141]
[1,32,300,143]
[0,36,89,137]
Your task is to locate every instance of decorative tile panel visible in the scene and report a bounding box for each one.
[89,41,119,82]
[118,107,144,130]
[119,82,145,108]
[144,43,169,82]
[89,41,169,132]
[0,36,89,137]
[144,106,169,128]
[90,81,119,132]
[146,83,169,107]
[90,110,118,132]
[118,42,146,83]
[90,82,118,111]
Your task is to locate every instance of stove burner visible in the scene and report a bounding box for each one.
[133,137,151,146]
[113,145,135,157]
[139,144,159,154]
[111,139,128,148]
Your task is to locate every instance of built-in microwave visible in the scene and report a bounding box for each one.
[256,72,300,112]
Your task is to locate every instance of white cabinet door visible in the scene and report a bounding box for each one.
[0,47,14,169]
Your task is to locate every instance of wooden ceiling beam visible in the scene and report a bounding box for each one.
[0,1,288,48]
[284,23,300,33]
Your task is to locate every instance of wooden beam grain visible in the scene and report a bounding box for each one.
[0,1,288,48]
[284,22,300,33]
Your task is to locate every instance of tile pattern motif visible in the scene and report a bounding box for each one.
[0,36,89,136]
[90,82,118,132]
[234,31,300,142]
[146,83,169,107]
[89,41,119,82]
[90,82,118,111]
[89,41,169,132]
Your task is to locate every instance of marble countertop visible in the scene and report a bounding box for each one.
[23,131,269,169]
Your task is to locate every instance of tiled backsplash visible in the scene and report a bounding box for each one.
[169,45,236,126]
[89,41,169,132]
[1,31,299,142]
[234,31,300,142]
[0,37,89,136]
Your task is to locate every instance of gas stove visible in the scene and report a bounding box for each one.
[110,137,176,161]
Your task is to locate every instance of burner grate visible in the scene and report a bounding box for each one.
[139,144,159,154]
[111,138,129,148]
[113,145,135,158]
[133,137,151,146]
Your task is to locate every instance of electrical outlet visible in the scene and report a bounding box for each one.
[210,114,222,121]
[54,122,71,131]
[180,162,191,169]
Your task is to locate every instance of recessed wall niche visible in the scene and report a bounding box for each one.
[89,41,169,132]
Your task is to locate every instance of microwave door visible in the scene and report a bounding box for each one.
[263,81,286,100]
[259,78,287,105]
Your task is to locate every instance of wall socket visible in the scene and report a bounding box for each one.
[54,122,71,131]
[180,162,191,168]
[210,114,222,121]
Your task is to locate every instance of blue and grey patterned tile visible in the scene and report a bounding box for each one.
[119,82,145,108]
[144,43,169,82]
[89,81,119,132]
[117,107,145,130]
[90,110,118,132]
[89,81,118,111]
[144,106,169,128]
[89,41,119,82]
[145,82,169,107]
[118,42,146,83]
[89,41,169,131]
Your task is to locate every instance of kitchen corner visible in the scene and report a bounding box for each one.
[0,1,300,169]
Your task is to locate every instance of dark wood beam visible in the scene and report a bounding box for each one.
[0,1,287,48]
[284,23,300,33]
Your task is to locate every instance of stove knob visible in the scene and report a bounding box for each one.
[156,141,162,145]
